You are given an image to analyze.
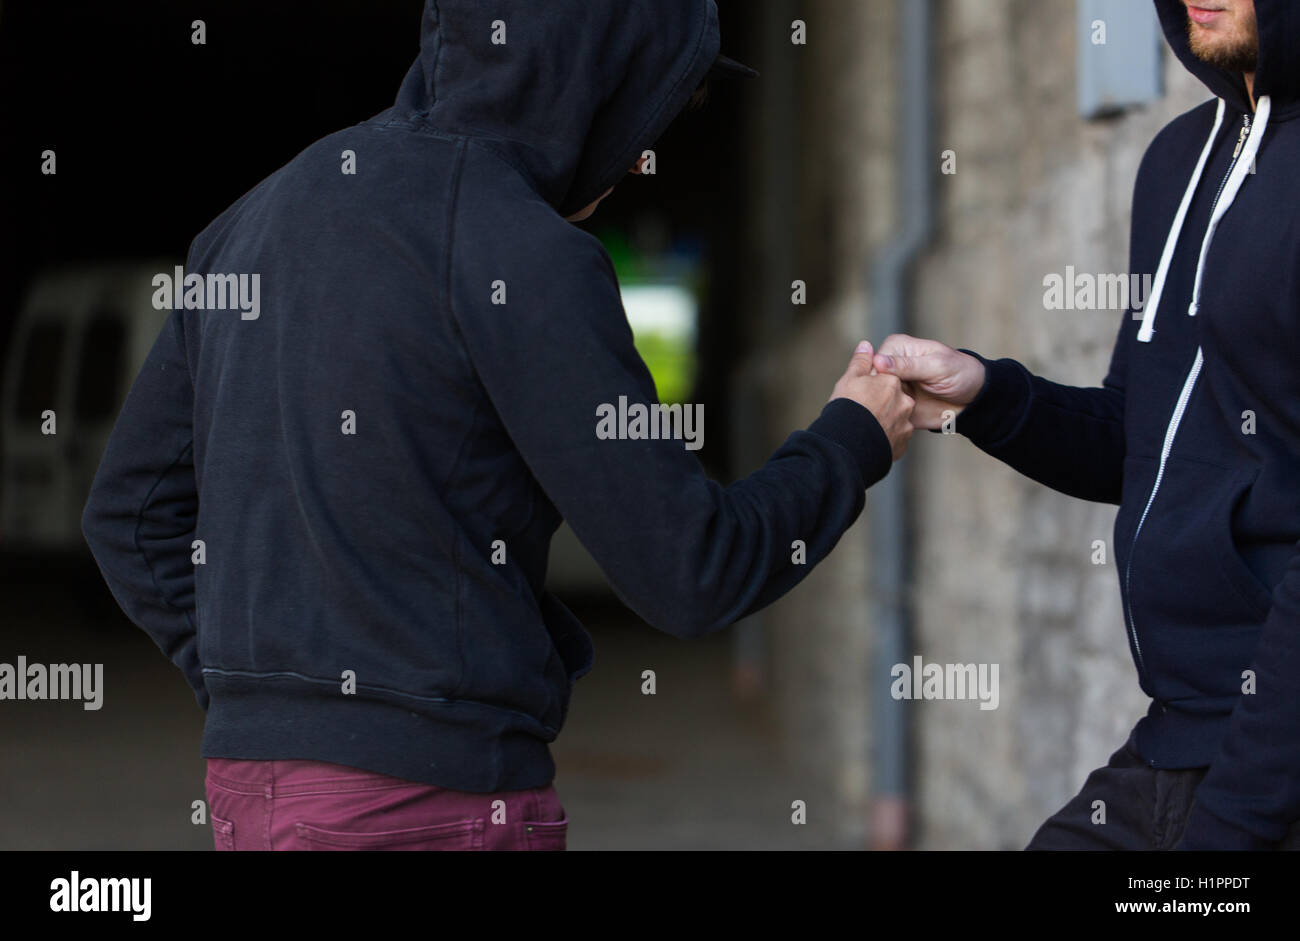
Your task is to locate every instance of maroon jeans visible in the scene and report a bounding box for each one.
[204,757,568,851]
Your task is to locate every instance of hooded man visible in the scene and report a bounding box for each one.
[873,0,1300,849]
[81,0,914,850]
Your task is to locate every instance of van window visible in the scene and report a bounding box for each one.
[15,319,64,421]
[75,312,126,422]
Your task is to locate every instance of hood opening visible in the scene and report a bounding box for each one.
[1155,0,1300,115]
[395,0,723,218]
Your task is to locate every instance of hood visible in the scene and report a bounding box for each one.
[1155,0,1300,116]
[395,0,721,218]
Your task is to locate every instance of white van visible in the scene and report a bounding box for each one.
[1,261,176,552]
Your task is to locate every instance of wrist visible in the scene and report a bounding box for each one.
[808,398,893,489]
[955,353,987,407]
[951,351,1033,447]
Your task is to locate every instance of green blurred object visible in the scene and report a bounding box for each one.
[633,330,693,405]
[599,229,700,406]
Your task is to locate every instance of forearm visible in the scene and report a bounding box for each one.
[529,397,891,638]
[84,457,206,707]
[684,398,892,632]
[956,352,1126,504]
[81,310,206,707]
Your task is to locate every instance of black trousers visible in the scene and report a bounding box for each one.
[1026,732,1300,850]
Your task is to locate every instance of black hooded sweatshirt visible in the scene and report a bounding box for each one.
[957,0,1300,848]
[81,0,892,793]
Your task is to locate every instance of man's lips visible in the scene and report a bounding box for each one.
[1188,5,1226,26]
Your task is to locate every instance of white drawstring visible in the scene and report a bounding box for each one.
[1138,96,1271,342]
[1188,95,1271,318]
[1137,99,1224,343]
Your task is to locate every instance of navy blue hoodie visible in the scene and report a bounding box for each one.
[81,0,892,793]
[957,0,1300,848]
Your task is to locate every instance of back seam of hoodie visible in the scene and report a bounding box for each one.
[370,125,554,194]
[462,137,559,205]
[424,0,444,114]
[438,138,475,490]
[442,137,471,700]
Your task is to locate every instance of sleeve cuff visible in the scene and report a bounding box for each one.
[953,351,1034,448]
[808,398,893,489]
[1175,802,1274,851]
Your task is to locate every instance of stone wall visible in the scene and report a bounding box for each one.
[741,0,1213,848]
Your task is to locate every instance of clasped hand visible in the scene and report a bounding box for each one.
[829,336,986,459]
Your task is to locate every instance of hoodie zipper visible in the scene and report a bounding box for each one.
[1122,113,1249,685]
[1205,115,1251,222]
[1231,115,1250,158]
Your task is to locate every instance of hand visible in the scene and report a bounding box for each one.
[830,341,915,461]
[872,334,986,431]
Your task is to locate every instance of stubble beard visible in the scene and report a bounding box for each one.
[1187,19,1259,73]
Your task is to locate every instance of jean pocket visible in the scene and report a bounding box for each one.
[293,818,483,851]
[523,814,568,851]
[211,814,236,852]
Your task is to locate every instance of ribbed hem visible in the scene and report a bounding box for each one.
[808,398,893,488]
[953,352,1034,448]
[200,672,556,793]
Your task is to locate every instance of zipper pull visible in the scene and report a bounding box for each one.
[1233,118,1250,158]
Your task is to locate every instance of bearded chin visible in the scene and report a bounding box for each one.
[1187,21,1259,73]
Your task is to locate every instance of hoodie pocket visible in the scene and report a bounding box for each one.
[1123,457,1273,645]
[1114,456,1156,570]
[1208,465,1275,619]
